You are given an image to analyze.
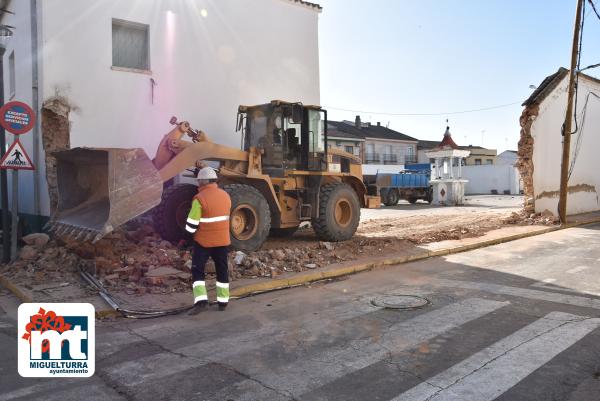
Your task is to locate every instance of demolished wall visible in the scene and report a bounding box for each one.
[516,104,538,213]
[41,98,71,213]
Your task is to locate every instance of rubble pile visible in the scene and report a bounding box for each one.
[1,206,540,297]
[1,220,403,295]
[503,209,559,226]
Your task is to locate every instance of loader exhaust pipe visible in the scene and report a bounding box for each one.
[47,147,164,242]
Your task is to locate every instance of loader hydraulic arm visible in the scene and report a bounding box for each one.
[152,117,249,182]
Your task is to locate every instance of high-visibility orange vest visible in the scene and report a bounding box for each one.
[193,183,232,247]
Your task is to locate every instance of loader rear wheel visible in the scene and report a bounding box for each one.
[223,184,271,252]
[153,183,198,243]
[383,189,399,206]
[312,183,360,242]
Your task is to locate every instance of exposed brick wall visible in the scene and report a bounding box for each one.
[41,98,71,213]
[516,104,539,213]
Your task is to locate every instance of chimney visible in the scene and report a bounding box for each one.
[377,122,381,126]
[355,115,361,129]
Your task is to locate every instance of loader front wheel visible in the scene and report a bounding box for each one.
[312,183,360,242]
[223,184,271,251]
[153,183,198,243]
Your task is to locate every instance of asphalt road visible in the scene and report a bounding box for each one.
[2,223,600,401]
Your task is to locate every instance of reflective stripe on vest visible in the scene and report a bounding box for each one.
[199,216,230,223]
[193,183,232,247]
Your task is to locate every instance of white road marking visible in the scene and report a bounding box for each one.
[104,298,506,390]
[0,321,13,328]
[393,311,600,401]
[103,297,388,385]
[567,265,590,274]
[437,279,600,309]
[238,298,508,398]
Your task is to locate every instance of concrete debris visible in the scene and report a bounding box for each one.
[19,246,39,260]
[234,251,246,265]
[1,202,537,298]
[503,210,559,226]
[320,241,334,250]
[22,233,50,248]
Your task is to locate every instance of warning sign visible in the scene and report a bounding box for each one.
[0,101,36,135]
[0,140,35,170]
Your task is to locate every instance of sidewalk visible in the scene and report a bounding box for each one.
[2,210,600,318]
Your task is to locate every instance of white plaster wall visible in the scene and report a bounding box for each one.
[361,164,405,176]
[417,149,431,164]
[8,0,320,217]
[530,74,600,215]
[462,165,520,195]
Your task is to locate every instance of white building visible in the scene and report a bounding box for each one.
[497,150,518,166]
[520,67,600,216]
[1,0,322,230]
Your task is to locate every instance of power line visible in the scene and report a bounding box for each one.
[324,101,522,117]
[578,62,600,72]
[588,0,600,20]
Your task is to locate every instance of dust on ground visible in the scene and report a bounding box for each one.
[0,195,555,300]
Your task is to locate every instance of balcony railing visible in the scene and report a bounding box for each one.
[365,153,380,164]
[382,154,398,164]
[403,155,418,164]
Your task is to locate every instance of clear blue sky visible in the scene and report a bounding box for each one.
[318,0,600,152]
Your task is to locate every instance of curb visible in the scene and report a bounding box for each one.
[0,275,33,303]
[2,216,600,316]
[0,274,121,319]
[231,217,600,298]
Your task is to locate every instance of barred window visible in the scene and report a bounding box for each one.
[112,19,150,71]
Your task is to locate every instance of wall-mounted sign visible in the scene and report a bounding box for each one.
[0,140,35,170]
[0,101,36,135]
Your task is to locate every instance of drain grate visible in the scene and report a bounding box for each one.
[371,294,430,310]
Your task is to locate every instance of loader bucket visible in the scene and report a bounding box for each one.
[47,147,164,242]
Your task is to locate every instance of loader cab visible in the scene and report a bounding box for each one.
[238,101,328,176]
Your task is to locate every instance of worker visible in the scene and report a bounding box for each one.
[186,167,232,315]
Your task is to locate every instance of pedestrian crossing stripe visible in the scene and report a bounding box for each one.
[0,139,35,171]
[18,292,600,401]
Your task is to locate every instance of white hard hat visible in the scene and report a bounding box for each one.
[196,167,218,180]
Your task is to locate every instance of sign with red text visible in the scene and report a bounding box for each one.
[0,101,36,135]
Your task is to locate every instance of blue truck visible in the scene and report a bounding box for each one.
[364,164,432,206]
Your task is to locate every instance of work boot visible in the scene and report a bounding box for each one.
[218,302,228,312]
[188,301,208,316]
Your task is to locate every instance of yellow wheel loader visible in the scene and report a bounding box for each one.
[48,100,378,251]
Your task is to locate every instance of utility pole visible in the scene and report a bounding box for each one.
[559,0,584,224]
[0,46,8,262]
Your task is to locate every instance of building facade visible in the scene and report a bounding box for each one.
[1,0,322,228]
[418,136,497,166]
[497,150,518,166]
[460,146,497,166]
[328,117,418,174]
[520,67,600,216]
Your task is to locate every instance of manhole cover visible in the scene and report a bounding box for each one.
[371,294,430,310]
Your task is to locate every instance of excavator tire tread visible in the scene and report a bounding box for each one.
[153,183,198,243]
[312,182,360,242]
[223,183,271,251]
